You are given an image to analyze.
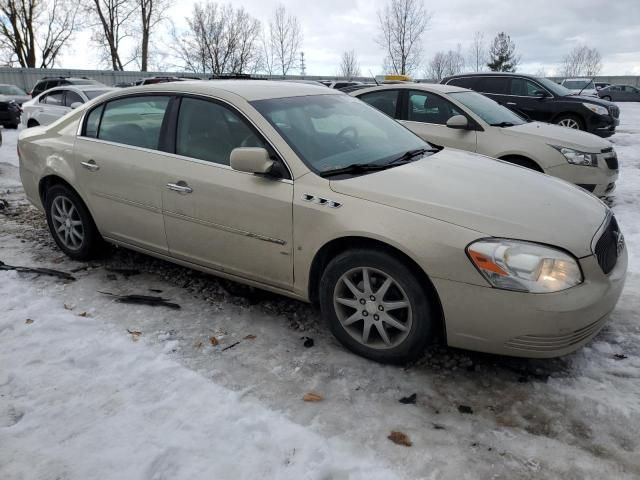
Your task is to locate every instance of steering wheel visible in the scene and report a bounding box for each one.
[336,126,359,148]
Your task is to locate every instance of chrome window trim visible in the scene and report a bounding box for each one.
[75,90,294,181]
[447,75,555,99]
[75,136,293,185]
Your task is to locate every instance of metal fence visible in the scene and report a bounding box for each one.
[1,67,638,92]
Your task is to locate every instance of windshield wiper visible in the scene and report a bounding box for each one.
[490,121,515,127]
[320,148,435,178]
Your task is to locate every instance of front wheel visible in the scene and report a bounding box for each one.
[555,114,584,130]
[319,249,436,364]
[44,184,104,261]
[602,96,612,102]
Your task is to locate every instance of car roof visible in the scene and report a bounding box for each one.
[563,78,593,81]
[94,80,342,101]
[350,82,469,95]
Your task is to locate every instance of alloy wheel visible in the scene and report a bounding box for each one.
[557,118,580,129]
[51,195,84,250]
[333,267,412,349]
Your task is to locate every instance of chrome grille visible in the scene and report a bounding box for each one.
[595,215,622,274]
[608,105,620,118]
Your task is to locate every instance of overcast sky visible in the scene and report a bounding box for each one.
[60,0,640,77]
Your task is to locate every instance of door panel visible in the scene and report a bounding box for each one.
[162,161,294,287]
[73,95,172,253]
[161,96,294,288]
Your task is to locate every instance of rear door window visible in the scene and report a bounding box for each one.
[476,77,509,94]
[97,96,170,149]
[447,77,477,89]
[407,90,464,124]
[358,90,400,118]
[42,91,64,106]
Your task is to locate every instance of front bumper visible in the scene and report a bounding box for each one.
[546,152,619,198]
[434,247,627,358]
[587,112,619,138]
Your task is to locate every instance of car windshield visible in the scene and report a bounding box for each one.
[536,77,572,96]
[84,90,112,99]
[449,91,525,126]
[0,85,26,95]
[251,94,430,174]
[563,80,595,90]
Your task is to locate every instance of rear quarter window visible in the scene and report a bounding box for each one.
[446,77,477,89]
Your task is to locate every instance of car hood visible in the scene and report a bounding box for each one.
[501,122,611,152]
[563,94,614,107]
[0,94,30,104]
[329,149,608,258]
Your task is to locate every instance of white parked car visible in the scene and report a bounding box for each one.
[352,83,619,197]
[560,78,598,97]
[21,85,115,128]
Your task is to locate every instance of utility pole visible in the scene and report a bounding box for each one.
[299,52,306,77]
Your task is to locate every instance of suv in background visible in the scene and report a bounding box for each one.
[30,77,104,98]
[442,73,619,137]
[560,78,598,97]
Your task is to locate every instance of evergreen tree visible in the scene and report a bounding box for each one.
[487,32,519,72]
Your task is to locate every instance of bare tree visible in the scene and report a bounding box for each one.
[0,0,80,68]
[561,45,602,77]
[137,0,168,71]
[427,47,465,81]
[89,0,138,70]
[268,5,302,77]
[467,31,486,72]
[426,51,447,81]
[377,0,431,75]
[487,32,519,72]
[173,2,262,75]
[339,50,361,79]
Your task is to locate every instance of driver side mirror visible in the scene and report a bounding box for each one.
[534,90,550,98]
[230,147,274,175]
[70,102,83,109]
[446,115,470,130]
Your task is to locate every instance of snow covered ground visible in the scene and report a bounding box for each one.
[1,105,640,479]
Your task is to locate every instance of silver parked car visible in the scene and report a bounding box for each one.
[598,84,640,102]
[18,81,627,363]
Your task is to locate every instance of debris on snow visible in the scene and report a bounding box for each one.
[388,431,412,447]
[303,393,323,402]
[99,291,181,309]
[458,405,474,415]
[0,260,75,281]
[302,336,314,348]
[398,393,417,405]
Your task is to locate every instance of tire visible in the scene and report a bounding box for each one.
[319,249,435,364]
[602,96,612,102]
[44,184,104,261]
[27,119,39,128]
[6,123,18,129]
[555,114,584,131]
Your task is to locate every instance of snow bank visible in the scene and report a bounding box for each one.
[0,271,401,480]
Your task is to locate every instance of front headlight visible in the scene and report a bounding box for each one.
[467,239,583,293]
[551,145,598,167]
[582,103,608,116]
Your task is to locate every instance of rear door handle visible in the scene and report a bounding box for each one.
[167,181,193,194]
[81,160,100,171]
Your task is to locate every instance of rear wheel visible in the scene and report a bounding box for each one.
[555,114,584,131]
[602,95,612,102]
[319,249,436,364]
[27,119,39,128]
[44,184,104,261]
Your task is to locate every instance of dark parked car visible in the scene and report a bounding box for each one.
[30,76,104,98]
[598,84,640,102]
[441,73,620,138]
[0,84,30,128]
[595,82,611,91]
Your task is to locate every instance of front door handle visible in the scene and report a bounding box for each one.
[167,181,193,194]
[81,160,100,171]
[506,102,517,106]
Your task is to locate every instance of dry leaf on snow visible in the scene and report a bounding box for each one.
[388,431,412,447]
[25,319,34,325]
[209,336,219,346]
[244,334,257,340]
[303,393,323,402]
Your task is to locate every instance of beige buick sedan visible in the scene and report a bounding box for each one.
[18,81,627,363]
